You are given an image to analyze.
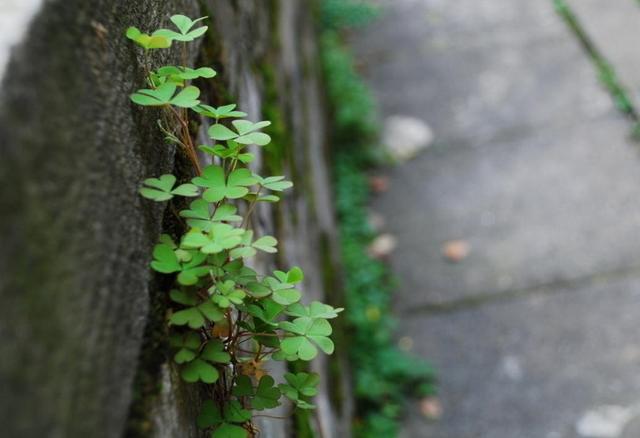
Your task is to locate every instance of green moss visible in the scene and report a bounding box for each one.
[320,2,437,436]
[554,0,638,120]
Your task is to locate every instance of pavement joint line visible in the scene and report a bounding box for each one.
[402,263,640,316]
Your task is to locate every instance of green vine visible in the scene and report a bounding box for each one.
[127,14,341,438]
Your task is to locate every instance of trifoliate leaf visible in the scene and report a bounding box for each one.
[252,376,281,410]
[285,301,343,319]
[195,103,247,119]
[170,301,224,329]
[126,26,172,49]
[252,236,278,253]
[192,165,257,202]
[150,243,181,273]
[181,358,219,383]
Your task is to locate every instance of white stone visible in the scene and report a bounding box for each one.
[576,405,634,438]
[382,115,433,162]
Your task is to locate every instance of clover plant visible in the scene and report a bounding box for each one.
[127,14,342,438]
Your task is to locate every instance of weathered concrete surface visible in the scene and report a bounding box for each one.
[0,1,347,437]
[351,0,640,437]
[402,275,640,438]
[565,0,640,111]
[0,2,200,437]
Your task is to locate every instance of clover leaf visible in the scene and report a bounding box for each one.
[169,292,224,329]
[208,120,272,146]
[197,400,251,437]
[139,174,199,201]
[176,250,211,285]
[285,301,344,319]
[180,200,242,230]
[150,242,181,273]
[182,224,244,254]
[153,66,216,85]
[210,280,246,308]
[130,83,201,108]
[244,299,285,324]
[213,424,247,438]
[192,165,258,202]
[169,332,201,364]
[126,26,172,49]
[262,268,303,305]
[278,372,319,409]
[180,339,230,384]
[195,103,247,119]
[232,375,280,410]
[153,14,208,42]
[256,175,293,192]
[279,317,334,361]
[252,236,278,254]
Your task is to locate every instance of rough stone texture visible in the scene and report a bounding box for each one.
[351,0,640,437]
[0,1,346,437]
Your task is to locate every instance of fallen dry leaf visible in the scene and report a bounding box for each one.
[442,239,470,262]
[211,320,231,338]
[369,175,390,193]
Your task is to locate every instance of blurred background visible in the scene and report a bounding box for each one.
[2,0,640,438]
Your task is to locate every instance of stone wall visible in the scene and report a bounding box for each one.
[0,1,348,437]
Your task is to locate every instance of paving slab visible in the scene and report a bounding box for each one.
[353,0,613,147]
[350,0,640,437]
[372,115,640,307]
[565,0,640,111]
[399,275,640,438]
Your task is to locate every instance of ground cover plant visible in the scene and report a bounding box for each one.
[127,14,341,437]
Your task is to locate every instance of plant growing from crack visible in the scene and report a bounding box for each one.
[127,14,341,438]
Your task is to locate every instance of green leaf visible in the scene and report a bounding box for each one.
[170,85,200,108]
[131,83,200,108]
[170,301,224,329]
[201,339,231,364]
[259,175,293,192]
[252,376,281,410]
[278,317,334,360]
[252,236,278,253]
[170,332,201,364]
[197,400,223,428]
[131,83,176,106]
[126,26,172,49]
[140,174,198,200]
[169,289,198,306]
[181,358,219,383]
[195,104,247,119]
[278,372,319,409]
[285,301,343,319]
[171,183,199,196]
[213,423,247,438]
[233,375,254,397]
[208,124,238,141]
[211,280,246,308]
[235,132,271,146]
[208,120,271,145]
[272,288,301,306]
[153,15,209,42]
[182,224,244,254]
[170,14,194,33]
[192,165,257,202]
[287,266,304,283]
[150,243,181,273]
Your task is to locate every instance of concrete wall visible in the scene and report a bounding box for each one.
[0,1,348,437]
